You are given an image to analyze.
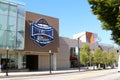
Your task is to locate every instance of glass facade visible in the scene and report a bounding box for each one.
[86,37,90,43]
[0,53,26,69]
[70,47,78,68]
[0,53,18,69]
[0,0,25,50]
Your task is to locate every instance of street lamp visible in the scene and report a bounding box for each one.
[117,49,119,69]
[49,50,52,74]
[77,34,85,71]
[78,38,80,71]
[6,46,9,76]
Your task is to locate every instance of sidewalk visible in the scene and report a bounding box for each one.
[0,68,84,78]
[1,68,117,78]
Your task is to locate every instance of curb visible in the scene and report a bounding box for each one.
[0,70,83,78]
[0,68,116,78]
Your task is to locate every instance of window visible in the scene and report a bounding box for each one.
[0,53,18,69]
[9,5,17,17]
[7,31,16,49]
[8,16,17,31]
[0,2,8,15]
[86,37,90,43]
[18,5,25,18]
[0,30,6,48]
[0,15,7,30]
[0,1,25,50]
[17,17,25,31]
[16,32,24,50]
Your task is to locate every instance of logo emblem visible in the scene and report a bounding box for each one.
[30,18,54,47]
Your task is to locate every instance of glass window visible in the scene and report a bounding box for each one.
[6,31,16,49]
[0,1,25,50]
[0,30,6,48]
[8,54,18,68]
[9,5,17,17]
[0,2,8,15]
[86,37,90,43]
[17,17,25,31]
[0,53,18,69]
[16,32,24,50]
[8,16,17,31]
[22,55,26,68]
[18,5,25,19]
[0,15,7,30]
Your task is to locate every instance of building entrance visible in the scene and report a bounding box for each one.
[26,55,38,71]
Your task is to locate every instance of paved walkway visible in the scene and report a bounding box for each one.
[0,68,117,78]
[0,68,84,78]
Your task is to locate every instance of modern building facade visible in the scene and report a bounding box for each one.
[0,0,26,70]
[73,32,98,43]
[0,0,25,50]
[0,0,118,71]
[0,0,59,71]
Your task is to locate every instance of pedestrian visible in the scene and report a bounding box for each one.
[2,60,6,69]
[0,64,1,72]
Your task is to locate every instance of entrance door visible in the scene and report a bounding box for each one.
[26,55,38,71]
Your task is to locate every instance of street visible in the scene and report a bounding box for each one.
[1,69,120,80]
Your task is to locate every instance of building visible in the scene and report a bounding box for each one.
[0,0,118,71]
[73,32,98,43]
[98,43,115,53]
[0,0,26,70]
[0,0,59,71]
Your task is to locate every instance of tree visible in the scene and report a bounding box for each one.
[115,53,120,63]
[101,51,108,69]
[108,52,116,68]
[80,43,90,68]
[88,0,120,45]
[94,48,102,68]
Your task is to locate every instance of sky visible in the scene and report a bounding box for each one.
[13,0,117,47]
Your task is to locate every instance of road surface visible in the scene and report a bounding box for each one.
[1,69,120,80]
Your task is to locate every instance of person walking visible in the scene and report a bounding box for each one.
[0,64,1,72]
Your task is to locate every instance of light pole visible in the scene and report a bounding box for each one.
[77,34,86,71]
[117,49,119,68]
[78,37,80,71]
[6,47,9,76]
[49,50,52,74]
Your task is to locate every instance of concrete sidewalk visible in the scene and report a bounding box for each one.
[0,68,84,78]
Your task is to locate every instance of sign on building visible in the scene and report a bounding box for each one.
[30,18,54,47]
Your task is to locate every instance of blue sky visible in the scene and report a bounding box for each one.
[14,0,117,46]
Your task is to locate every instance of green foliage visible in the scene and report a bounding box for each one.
[80,44,117,69]
[80,43,90,66]
[88,0,120,45]
[93,47,117,68]
[94,48,102,64]
[115,53,120,62]
[108,52,116,65]
[101,51,108,65]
